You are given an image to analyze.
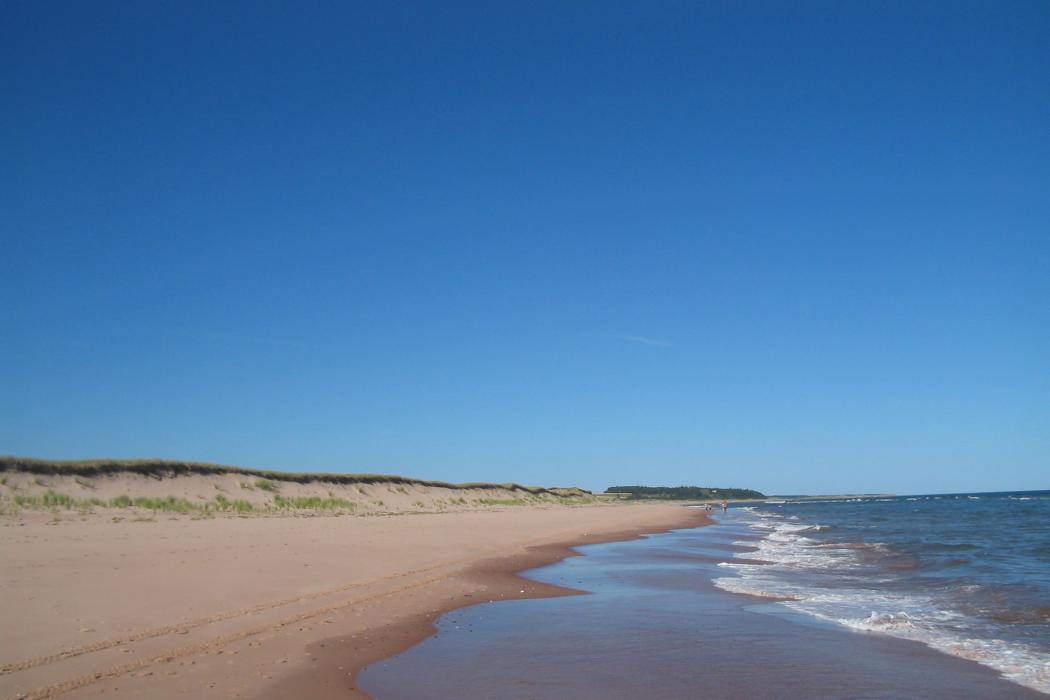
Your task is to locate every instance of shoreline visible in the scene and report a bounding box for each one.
[355,511,1047,700]
[0,503,709,699]
[261,506,713,699]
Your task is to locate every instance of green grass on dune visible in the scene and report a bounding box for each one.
[4,489,598,515]
[0,456,589,497]
[7,491,338,515]
[272,494,355,510]
[213,494,256,513]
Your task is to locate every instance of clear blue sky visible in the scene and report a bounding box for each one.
[3,2,1048,495]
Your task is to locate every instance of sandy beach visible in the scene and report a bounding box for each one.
[1,503,708,700]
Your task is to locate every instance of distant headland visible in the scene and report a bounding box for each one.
[605,485,766,500]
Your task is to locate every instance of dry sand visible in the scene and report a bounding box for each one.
[1,503,708,700]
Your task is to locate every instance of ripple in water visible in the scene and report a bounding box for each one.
[715,491,1050,694]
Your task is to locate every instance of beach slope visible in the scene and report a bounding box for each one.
[1,502,707,700]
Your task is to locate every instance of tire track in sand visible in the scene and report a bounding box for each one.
[1,556,470,678]
[4,567,461,700]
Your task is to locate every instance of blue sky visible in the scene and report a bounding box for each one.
[3,2,1048,495]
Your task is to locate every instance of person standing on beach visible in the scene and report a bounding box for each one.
[721,501,728,513]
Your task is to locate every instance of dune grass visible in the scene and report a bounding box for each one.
[475,497,529,506]
[13,491,83,509]
[0,456,589,497]
[213,494,255,512]
[132,496,199,513]
[272,494,355,510]
[254,478,277,492]
[10,490,235,514]
[3,488,598,515]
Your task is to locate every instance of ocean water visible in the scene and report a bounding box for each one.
[359,495,1048,699]
[715,491,1050,693]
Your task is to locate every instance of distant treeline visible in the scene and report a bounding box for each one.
[605,485,765,500]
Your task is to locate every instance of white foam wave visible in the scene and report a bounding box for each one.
[716,509,1050,694]
[712,576,792,600]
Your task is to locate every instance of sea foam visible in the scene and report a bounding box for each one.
[714,505,1050,694]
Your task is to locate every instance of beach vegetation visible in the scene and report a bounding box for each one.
[0,456,590,500]
[15,490,74,509]
[272,494,355,510]
[476,497,528,506]
[12,491,104,510]
[254,478,277,492]
[214,494,254,512]
[132,496,197,513]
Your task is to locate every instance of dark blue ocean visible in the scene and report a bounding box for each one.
[718,490,1050,693]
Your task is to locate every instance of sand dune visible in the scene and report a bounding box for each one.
[0,458,596,520]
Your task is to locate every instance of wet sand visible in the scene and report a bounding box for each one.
[0,503,707,700]
[359,515,1046,700]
